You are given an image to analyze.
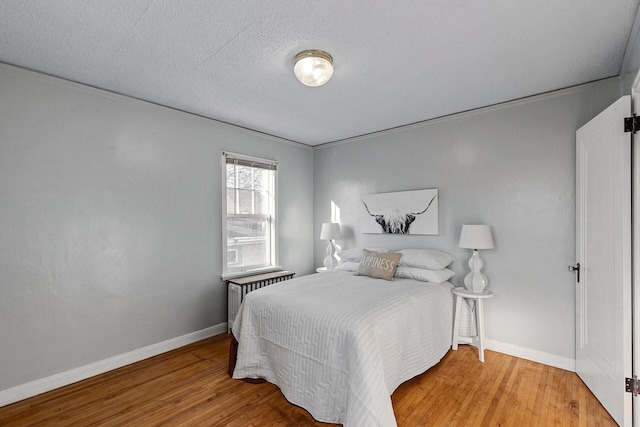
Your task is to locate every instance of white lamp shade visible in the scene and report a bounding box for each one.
[459,225,494,249]
[320,223,341,240]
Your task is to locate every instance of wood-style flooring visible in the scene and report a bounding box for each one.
[0,334,617,426]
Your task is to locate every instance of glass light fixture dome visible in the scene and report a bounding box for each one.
[294,50,333,87]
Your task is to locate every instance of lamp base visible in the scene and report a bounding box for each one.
[464,250,488,293]
[323,240,338,270]
[324,255,338,270]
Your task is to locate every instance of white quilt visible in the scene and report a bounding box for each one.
[232,271,454,427]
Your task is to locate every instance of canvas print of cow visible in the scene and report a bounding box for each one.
[361,189,438,235]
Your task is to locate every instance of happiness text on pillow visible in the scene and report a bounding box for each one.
[361,255,397,272]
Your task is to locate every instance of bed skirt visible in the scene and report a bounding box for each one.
[228,335,265,383]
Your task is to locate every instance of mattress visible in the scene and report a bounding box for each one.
[232,270,455,427]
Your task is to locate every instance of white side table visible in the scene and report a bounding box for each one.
[452,287,494,362]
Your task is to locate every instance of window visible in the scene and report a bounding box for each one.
[221,151,278,278]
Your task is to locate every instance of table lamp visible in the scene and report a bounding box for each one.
[320,223,341,270]
[459,224,494,293]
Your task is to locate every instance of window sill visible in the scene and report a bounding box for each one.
[221,265,284,281]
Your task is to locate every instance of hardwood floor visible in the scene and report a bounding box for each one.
[0,334,616,426]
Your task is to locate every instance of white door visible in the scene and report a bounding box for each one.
[575,96,632,426]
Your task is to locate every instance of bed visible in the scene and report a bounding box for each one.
[231,269,457,427]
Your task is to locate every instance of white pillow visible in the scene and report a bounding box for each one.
[334,262,360,272]
[395,266,455,283]
[398,249,455,270]
[338,247,388,262]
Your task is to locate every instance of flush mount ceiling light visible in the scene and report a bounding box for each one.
[294,50,333,87]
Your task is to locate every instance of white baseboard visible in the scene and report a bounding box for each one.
[1,325,575,408]
[0,322,227,407]
[485,339,576,372]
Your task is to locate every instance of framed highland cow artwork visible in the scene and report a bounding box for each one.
[361,189,438,235]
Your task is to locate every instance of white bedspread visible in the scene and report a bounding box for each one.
[232,271,454,427]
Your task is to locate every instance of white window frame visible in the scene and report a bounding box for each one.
[221,151,280,279]
[227,248,239,265]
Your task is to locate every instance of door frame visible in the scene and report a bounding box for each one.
[632,73,640,427]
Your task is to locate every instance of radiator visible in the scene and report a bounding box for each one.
[227,270,295,333]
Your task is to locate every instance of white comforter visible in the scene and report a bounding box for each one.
[232,271,454,427]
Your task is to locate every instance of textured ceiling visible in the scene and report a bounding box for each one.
[1,1,639,145]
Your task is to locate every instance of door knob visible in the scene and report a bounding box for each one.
[568,263,580,283]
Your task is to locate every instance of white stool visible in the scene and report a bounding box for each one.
[452,287,494,362]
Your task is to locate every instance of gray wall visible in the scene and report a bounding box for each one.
[0,58,632,393]
[313,76,628,360]
[0,64,314,391]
